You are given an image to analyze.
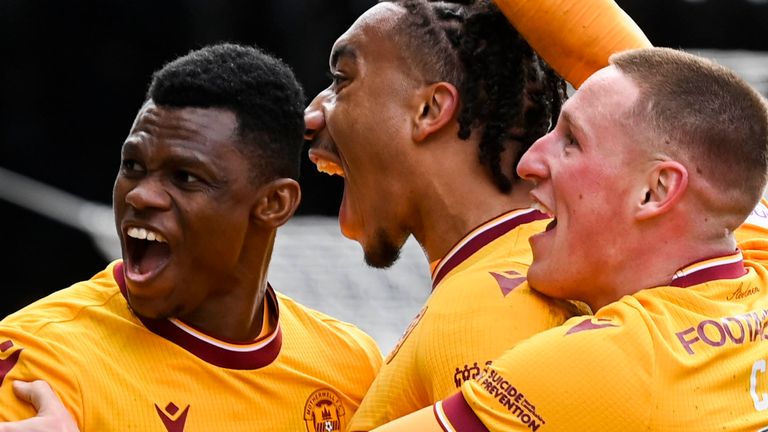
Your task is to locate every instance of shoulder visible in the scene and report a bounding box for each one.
[1,261,123,335]
[275,291,383,365]
[487,300,655,381]
[458,307,655,428]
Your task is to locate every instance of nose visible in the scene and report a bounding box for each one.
[123,177,171,211]
[303,109,325,141]
[516,134,550,182]
[304,91,328,141]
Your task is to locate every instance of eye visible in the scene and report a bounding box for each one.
[173,170,201,185]
[121,159,145,174]
[564,133,580,150]
[327,71,348,88]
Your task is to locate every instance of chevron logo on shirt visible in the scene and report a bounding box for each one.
[155,402,190,432]
[490,270,527,296]
[565,318,619,335]
[0,340,22,387]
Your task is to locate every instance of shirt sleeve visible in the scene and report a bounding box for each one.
[447,314,655,430]
[492,0,652,88]
[350,275,583,431]
[0,325,82,426]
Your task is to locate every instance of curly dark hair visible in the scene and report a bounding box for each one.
[385,0,567,192]
[147,43,306,182]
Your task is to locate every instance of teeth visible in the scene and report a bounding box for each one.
[127,227,167,243]
[315,158,345,177]
[531,201,553,218]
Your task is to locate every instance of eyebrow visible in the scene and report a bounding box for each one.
[560,109,584,138]
[330,44,358,69]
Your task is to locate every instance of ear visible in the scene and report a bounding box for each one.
[412,82,459,142]
[635,161,688,221]
[251,178,301,228]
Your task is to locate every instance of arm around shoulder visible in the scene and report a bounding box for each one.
[0,381,79,432]
[446,316,654,430]
[0,325,82,425]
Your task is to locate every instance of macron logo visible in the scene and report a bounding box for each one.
[0,340,22,386]
[155,402,190,432]
[490,270,527,297]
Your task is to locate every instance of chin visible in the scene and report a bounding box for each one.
[362,229,403,269]
[526,268,559,298]
[127,295,178,320]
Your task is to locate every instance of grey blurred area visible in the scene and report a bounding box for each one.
[692,49,768,97]
[269,218,429,353]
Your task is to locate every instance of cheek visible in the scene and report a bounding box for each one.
[188,204,248,257]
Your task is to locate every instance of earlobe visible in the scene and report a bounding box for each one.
[636,161,688,220]
[412,82,458,142]
[252,178,301,228]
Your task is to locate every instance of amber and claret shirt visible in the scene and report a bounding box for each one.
[0,260,382,431]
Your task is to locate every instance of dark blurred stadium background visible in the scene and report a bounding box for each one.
[1,0,767,347]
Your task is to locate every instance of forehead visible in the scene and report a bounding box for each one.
[330,3,404,67]
[126,101,239,150]
[562,66,640,144]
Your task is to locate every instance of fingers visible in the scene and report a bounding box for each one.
[0,416,42,432]
[12,380,61,415]
[0,380,80,432]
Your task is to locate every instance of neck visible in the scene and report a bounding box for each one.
[588,231,737,311]
[412,173,534,263]
[178,232,276,342]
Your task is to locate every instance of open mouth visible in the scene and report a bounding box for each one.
[531,201,557,231]
[125,226,170,277]
[545,218,558,231]
[308,148,345,177]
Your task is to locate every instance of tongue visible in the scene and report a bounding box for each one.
[135,242,170,275]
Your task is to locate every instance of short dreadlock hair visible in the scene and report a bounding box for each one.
[384,0,567,192]
[147,43,306,182]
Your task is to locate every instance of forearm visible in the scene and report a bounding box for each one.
[493,0,652,87]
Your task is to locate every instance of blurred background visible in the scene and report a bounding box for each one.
[1,0,767,351]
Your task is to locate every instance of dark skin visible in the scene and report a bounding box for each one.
[114,100,301,341]
[304,3,533,269]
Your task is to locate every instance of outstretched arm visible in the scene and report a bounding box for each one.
[494,0,652,88]
[0,381,79,432]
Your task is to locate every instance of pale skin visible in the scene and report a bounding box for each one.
[0,382,76,432]
[368,61,746,431]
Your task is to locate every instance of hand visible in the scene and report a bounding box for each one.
[0,380,79,432]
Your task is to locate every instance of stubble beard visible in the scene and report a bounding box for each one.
[363,228,403,269]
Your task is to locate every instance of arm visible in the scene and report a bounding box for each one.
[0,326,82,425]
[372,314,654,431]
[0,381,78,432]
[493,0,652,87]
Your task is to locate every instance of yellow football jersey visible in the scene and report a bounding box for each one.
[433,251,768,431]
[348,209,587,431]
[0,260,382,431]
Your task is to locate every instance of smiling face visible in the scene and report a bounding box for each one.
[304,3,425,268]
[516,66,648,307]
[113,100,260,319]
